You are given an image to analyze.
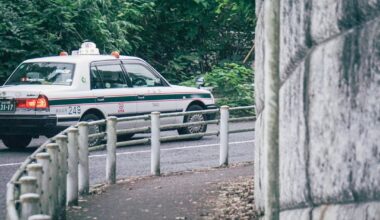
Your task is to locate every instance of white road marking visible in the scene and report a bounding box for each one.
[0,140,255,167]
[0,162,23,168]
[90,140,255,158]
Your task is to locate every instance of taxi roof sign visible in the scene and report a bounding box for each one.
[77,42,100,55]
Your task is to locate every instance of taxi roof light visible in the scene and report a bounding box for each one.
[59,51,68,56]
[63,41,121,56]
[111,51,120,58]
[78,42,100,55]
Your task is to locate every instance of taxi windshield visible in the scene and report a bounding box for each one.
[5,62,75,86]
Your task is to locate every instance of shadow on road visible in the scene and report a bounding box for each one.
[0,145,39,153]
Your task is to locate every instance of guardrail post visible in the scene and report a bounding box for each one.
[106,117,117,184]
[78,122,90,194]
[151,112,160,176]
[219,105,230,166]
[20,176,37,195]
[20,193,40,220]
[28,215,51,220]
[6,182,18,220]
[46,143,59,218]
[67,128,79,206]
[55,135,68,212]
[36,153,51,215]
[26,164,43,196]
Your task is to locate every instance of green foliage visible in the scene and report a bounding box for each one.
[0,0,154,83]
[72,0,154,54]
[204,63,254,107]
[148,0,255,83]
[0,0,255,85]
[180,63,255,112]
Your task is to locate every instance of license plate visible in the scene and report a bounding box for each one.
[0,99,16,112]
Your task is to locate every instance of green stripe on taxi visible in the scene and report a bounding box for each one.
[49,93,211,106]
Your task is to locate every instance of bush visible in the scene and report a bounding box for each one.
[180,63,255,115]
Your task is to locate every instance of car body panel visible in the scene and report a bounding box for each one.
[0,53,215,138]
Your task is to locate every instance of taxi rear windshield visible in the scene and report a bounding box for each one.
[5,62,75,86]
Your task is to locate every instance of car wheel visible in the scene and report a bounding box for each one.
[81,113,104,147]
[178,104,207,139]
[1,135,32,150]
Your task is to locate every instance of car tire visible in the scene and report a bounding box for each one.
[178,104,207,139]
[1,135,32,150]
[81,113,104,147]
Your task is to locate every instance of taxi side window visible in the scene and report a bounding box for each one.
[124,63,163,87]
[90,67,103,89]
[91,64,128,89]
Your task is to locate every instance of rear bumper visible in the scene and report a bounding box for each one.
[0,114,58,137]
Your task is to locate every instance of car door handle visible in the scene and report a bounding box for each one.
[137,94,145,100]
[97,96,105,102]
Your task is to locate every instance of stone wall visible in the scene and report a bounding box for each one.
[254,0,380,219]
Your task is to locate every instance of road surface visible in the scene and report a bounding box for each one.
[0,121,255,219]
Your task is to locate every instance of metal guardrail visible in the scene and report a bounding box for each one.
[6,105,255,220]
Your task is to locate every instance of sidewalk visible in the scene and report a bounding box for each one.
[67,162,256,220]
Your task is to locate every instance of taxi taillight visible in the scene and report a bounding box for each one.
[17,95,49,109]
[36,95,49,109]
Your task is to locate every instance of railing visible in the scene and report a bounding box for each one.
[6,105,255,220]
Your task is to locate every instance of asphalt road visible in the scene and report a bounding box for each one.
[0,121,255,219]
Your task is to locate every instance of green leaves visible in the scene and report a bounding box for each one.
[205,63,255,116]
[0,0,255,86]
[180,62,255,112]
[204,63,254,106]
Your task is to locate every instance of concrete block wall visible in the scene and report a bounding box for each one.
[254,0,380,219]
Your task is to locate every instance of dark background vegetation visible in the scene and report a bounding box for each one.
[0,0,255,106]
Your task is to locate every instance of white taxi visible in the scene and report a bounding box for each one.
[0,42,216,149]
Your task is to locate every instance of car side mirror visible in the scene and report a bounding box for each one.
[195,76,205,88]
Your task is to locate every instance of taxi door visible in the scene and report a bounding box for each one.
[90,60,137,128]
[121,60,179,127]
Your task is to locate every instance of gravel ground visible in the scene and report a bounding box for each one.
[201,175,257,220]
[68,162,258,220]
